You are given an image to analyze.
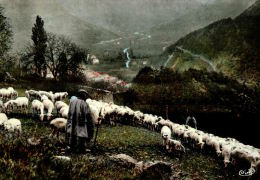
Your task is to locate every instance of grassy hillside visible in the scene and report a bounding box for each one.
[0,117,243,179]
[164,0,260,83]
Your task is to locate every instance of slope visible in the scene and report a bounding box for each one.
[163,0,260,82]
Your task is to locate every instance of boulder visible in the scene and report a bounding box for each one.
[109,154,137,168]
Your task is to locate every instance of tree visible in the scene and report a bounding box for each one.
[45,33,87,80]
[0,6,12,58]
[31,15,47,77]
[58,52,68,79]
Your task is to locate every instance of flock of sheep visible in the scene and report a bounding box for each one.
[0,87,69,135]
[0,86,260,175]
[84,99,260,174]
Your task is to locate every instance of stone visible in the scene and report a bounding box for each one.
[109,154,137,168]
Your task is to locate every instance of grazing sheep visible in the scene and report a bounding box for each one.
[161,126,172,148]
[4,100,16,113]
[222,143,237,167]
[3,118,22,135]
[31,100,44,121]
[54,92,68,101]
[50,118,67,140]
[0,113,8,126]
[7,87,18,99]
[0,100,4,112]
[13,97,29,113]
[245,150,260,172]
[133,111,144,126]
[256,160,260,174]
[59,106,69,118]
[191,131,205,149]
[42,98,54,120]
[25,90,41,101]
[173,125,187,138]
[86,99,104,124]
[55,101,68,112]
[168,139,186,153]
[0,88,11,100]
[39,91,54,102]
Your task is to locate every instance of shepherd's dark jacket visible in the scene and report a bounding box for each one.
[65,99,95,147]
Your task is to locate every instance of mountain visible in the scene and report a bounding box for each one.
[149,0,256,49]
[0,0,118,51]
[163,0,260,83]
[239,0,260,17]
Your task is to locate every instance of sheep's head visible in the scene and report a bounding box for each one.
[3,121,11,131]
[13,91,18,98]
[47,114,52,120]
[25,90,29,97]
[216,150,222,157]
[224,159,230,167]
[161,126,171,141]
[41,95,48,101]
[40,114,44,121]
[199,142,205,149]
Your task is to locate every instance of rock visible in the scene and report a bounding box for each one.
[135,161,145,174]
[135,161,172,180]
[109,154,137,168]
[109,154,173,179]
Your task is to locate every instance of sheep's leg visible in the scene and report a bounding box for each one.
[49,129,55,138]
[57,131,62,143]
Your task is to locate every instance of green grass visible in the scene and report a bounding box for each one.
[0,119,242,179]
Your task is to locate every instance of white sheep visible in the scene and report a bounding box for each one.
[25,90,41,101]
[42,98,54,120]
[7,87,18,99]
[54,92,68,101]
[173,125,187,138]
[50,118,67,140]
[13,97,29,113]
[31,100,44,121]
[0,113,8,126]
[59,106,69,118]
[39,91,54,102]
[222,143,237,167]
[168,139,186,153]
[55,101,68,112]
[86,99,104,124]
[4,100,16,113]
[0,100,4,112]
[202,134,222,156]
[190,131,205,149]
[161,126,172,148]
[3,118,22,135]
[0,88,11,100]
[256,160,260,174]
[133,111,144,126]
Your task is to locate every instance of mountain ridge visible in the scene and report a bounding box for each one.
[163,0,260,82]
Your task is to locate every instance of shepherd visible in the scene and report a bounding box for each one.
[65,89,95,153]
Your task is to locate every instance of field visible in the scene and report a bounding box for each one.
[0,118,240,180]
[0,86,252,179]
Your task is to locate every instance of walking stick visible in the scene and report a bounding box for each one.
[93,110,102,148]
[93,119,100,148]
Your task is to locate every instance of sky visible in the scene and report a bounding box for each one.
[0,0,256,51]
